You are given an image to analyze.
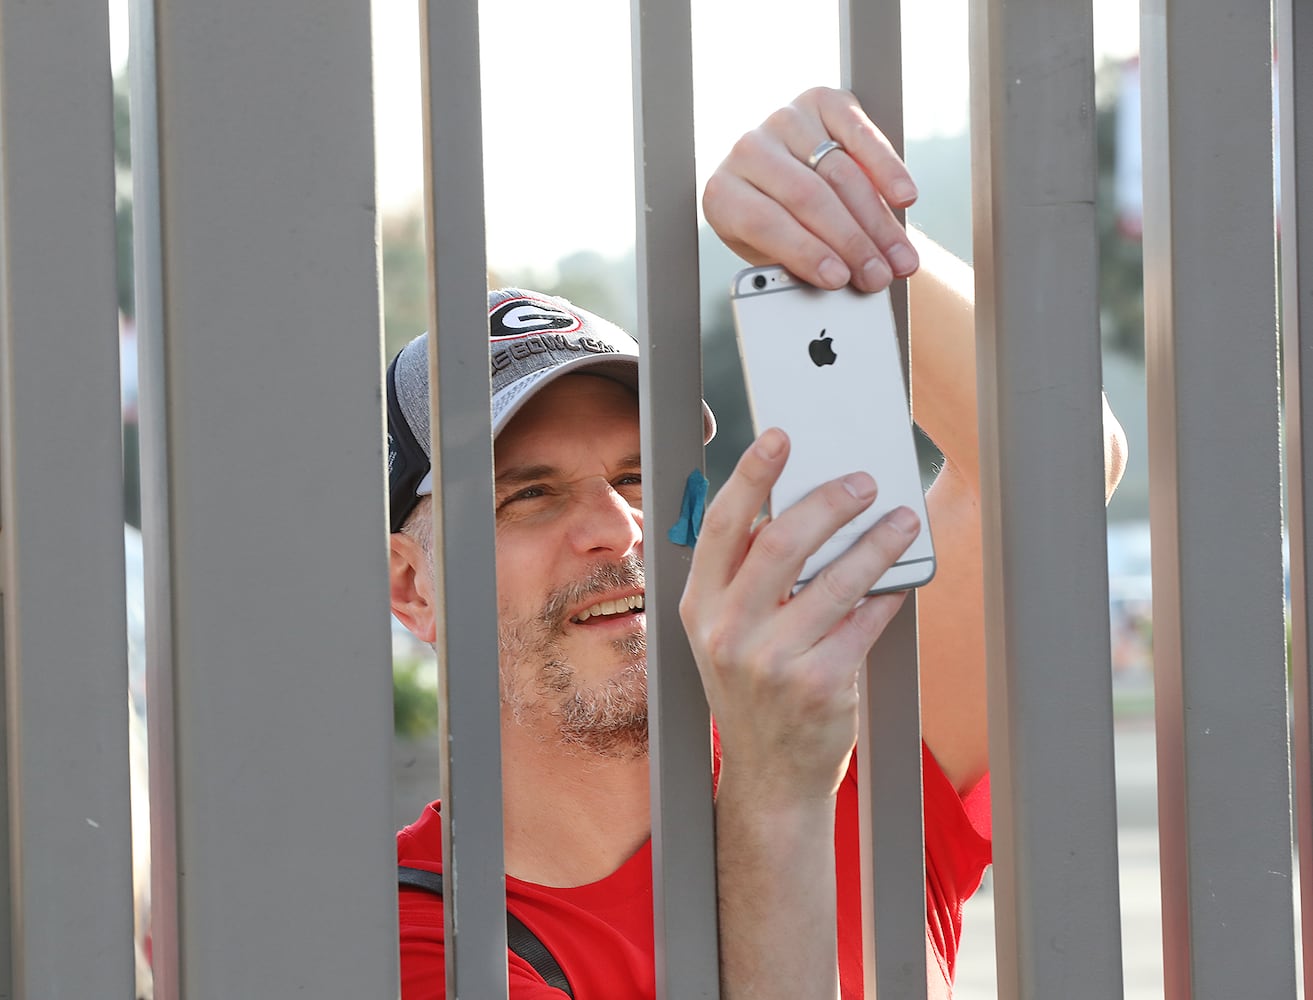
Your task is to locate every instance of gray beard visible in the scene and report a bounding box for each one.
[498,554,649,760]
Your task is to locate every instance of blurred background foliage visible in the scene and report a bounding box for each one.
[393,657,441,740]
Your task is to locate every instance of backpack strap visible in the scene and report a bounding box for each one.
[398,865,574,997]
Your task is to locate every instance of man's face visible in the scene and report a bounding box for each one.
[492,373,647,758]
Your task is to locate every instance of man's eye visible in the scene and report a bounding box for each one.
[501,485,548,507]
[614,474,643,502]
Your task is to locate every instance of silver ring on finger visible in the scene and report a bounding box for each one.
[806,138,844,171]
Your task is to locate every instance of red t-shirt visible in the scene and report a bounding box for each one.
[398,744,991,998]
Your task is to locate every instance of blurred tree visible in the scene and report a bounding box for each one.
[381,209,430,361]
[1095,58,1146,360]
[114,74,135,318]
[393,657,440,740]
[552,249,630,328]
[113,74,141,525]
[380,207,535,360]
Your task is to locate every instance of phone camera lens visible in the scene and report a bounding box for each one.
[752,274,767,290]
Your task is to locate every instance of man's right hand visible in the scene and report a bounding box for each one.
[678,427,919,998]
[679,426,919,805]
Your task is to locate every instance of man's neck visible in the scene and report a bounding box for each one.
[500,724,652,888]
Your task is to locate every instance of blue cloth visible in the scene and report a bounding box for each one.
[667,469,708,548]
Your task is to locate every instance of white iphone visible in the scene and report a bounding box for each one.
[730,265,935,593]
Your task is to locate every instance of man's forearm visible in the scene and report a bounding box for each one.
[715,780,842,1000]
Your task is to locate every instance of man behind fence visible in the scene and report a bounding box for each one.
[387,89,1127,998]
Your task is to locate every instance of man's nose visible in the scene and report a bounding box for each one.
[566,480,643,557]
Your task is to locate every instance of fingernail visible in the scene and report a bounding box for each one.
[886,242,919,277]
[755,428,786,459]
[885,506,920,534]
[891,180,918,205]
[861,256,892,290]
[818,256,849,288]
[842,472,877,500]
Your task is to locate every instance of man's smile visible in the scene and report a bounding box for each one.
[569,592,646,625]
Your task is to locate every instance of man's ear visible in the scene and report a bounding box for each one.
[389,532,437,644]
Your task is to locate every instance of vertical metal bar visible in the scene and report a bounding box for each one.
[840,3,928,997]
[126,1,181,993]
[968,0,1125,995]
[419,2,509,997]
[0,0,134,994]
[1279,0,1313,995]
[854,608,925,996]
[631,2,721,997]
[140,0,398,993]
[1141,1,1296,996]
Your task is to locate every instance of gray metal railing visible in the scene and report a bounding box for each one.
[1283,1,1313,997]
[0,1,133,995]
[1143,3,1296,996]
[418,2,508,993]
[970,0,1126,993]
[0,0,1305,997]
[130,0,399,994]
[842,9,932,997]
[629,4,725,995]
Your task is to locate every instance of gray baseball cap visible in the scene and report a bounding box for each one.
[386,287,716,532]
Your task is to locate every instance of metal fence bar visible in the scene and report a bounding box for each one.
[138,0,398,992]
[631,2,721,997]
[1140,1,1296,996]
[840,3,929,996]
[419,0,509,996]
[1278,0,1313,993]
[127,2,182,993]
[968,0,1125,995]
[0,0,134,994]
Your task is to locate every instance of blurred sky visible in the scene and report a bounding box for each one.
[110,0,1140,275]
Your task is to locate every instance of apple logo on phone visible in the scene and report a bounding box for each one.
[808,329,837,367]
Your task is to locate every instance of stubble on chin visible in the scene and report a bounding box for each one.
[498,557,650,759]
[549,637,649,760]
